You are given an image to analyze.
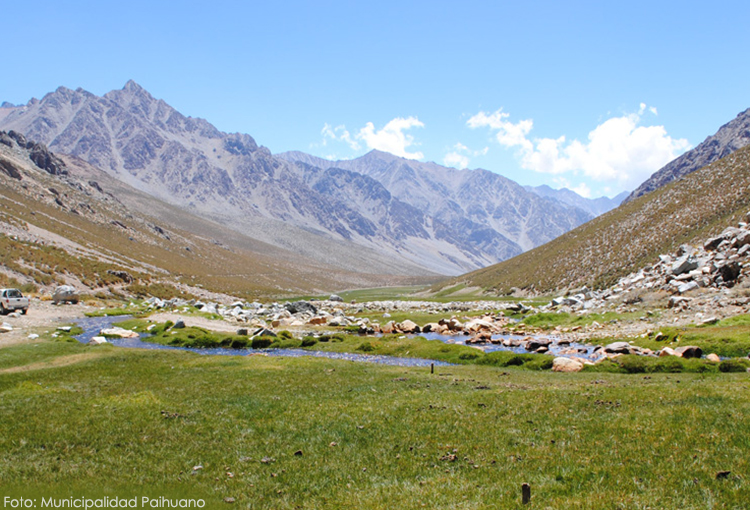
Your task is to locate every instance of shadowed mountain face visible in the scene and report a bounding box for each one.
[1,82,593,276]
[626,107,750,202]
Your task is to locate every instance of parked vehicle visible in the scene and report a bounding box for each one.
[0,288,29,314]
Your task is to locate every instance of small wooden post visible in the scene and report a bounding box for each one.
[522,483,531,504]
[430,362,434,374]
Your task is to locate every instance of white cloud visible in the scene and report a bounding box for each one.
[572,182,591,198]
[468,105,690,191]
[321,123,360,150]
[442,142,489,169]
[444,151,470,169]
[356,117,425,159]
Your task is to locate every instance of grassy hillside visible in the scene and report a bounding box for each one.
[435,145,750,295]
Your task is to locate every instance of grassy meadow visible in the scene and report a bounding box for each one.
[1,339,749,509]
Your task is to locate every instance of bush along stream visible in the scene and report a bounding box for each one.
[67,315,750,374]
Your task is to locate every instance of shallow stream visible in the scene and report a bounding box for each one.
[74,315,598,365]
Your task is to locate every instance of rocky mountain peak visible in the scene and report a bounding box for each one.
[626,106,750,202]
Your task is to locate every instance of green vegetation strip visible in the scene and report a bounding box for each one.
[0,341,748,508]
[119,319,750,373]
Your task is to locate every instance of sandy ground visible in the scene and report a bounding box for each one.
[0,299,97,347]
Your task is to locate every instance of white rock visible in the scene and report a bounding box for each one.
[552,357,584,373]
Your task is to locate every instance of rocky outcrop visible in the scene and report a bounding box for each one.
[545,213,750,313]
[0,130,67,176]
[627,108,750,202]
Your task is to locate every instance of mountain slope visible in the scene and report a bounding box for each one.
[433,144,750,295]
[626,107,750,202]
[1,82,595,276]
[0,130,437,297]
[278,149,592,252]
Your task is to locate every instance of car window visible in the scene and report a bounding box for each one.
[8,290,22,298]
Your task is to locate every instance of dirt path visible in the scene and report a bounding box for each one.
[0,300,97,348]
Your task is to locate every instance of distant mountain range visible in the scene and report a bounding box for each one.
[0,81,620,277]
[524,185,628,217]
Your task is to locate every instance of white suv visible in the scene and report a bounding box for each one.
[0,289,29,314]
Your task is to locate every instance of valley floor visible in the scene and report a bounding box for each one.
[0,295,749,508]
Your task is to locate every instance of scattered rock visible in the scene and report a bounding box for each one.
[552,357,583,372]
[675,346,703,359]
[706,353,721,363]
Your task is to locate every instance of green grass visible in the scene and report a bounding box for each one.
[1,341,749,508]
[624,317,750,358]
[517,311,646,330]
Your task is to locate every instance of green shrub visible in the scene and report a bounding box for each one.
[301,337,318,347]
[719,359,749,373]
[651,357,687,373]
[277,330,294,340]
[251,337,274,349]
[458,352,480,361]
[616,355,648,373]
[356,342,375,352]
[230,337,249,349]
[525,357,554,370]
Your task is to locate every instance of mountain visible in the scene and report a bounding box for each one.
[0,130,436,297]
[0,81,592,276]
[431,143,750,296]
[626,107,750,202]
[278,149,593,252]
[524,184,628,217]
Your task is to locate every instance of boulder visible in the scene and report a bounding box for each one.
[381,321,396,334]
[284,301,317,315]
[307,316,327,325]
[706,353,721,363]
[677,281,699,294]
[552,357,584,373]
[173,320,185,329]
[675,346,703,358]
[89,336,108,345]
[464,319,494,332]
[52,285,79,304]
[251,327,276,338]
[672,255,698,276]
[661,347,679,358]
[525,338,552,351]
[100,327,139,338]
[329,294,344,302]
[604,341,632,354]
[718,261,742,283]
[397,319,420,334]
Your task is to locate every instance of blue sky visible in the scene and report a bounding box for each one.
[3,0,749,197]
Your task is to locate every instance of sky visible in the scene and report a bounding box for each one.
[3,0,749,198]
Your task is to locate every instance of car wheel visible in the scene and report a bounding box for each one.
[21,308,28,315]
[0,304,6,315]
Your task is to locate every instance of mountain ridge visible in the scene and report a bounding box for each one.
[1,81,595,276]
